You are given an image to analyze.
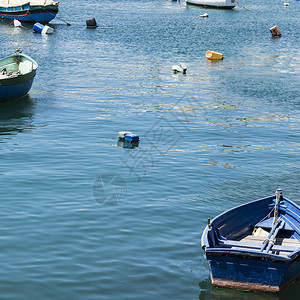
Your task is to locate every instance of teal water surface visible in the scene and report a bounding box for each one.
[0,0,300,299]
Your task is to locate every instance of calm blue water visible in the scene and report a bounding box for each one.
[0,0,300,299]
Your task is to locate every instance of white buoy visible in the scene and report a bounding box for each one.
[13,19,22,27]
[283,3,289,6]
[172,62,187,74]
[179,62,187,74]
[42,25,54,34]
[199,13,209,18]
[118,131,133,139]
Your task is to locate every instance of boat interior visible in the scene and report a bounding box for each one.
[207,195,300,258]
[0,57,34,79]
[216,217,300,258]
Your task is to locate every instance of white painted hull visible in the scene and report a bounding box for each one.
[186,0,237,8]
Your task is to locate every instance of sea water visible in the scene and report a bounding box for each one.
[0,0,299,299]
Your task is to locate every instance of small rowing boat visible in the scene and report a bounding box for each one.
[0,50,38,102]
[186,0,237,8]
[0,0,59,24]
[201,189,300,292]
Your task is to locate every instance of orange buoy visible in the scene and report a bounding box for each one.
[206,50,223,60]
[270,25,281,37]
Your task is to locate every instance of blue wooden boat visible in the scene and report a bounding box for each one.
[201,189,300,292]
[0,50,38,102]
[0,0,58,24]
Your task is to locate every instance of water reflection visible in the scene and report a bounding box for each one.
[0,95,35,137]
[117,140,139,149]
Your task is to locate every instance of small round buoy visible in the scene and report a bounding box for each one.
[86,18,98,28]
[199,13,208,18]
[283,2,289,6]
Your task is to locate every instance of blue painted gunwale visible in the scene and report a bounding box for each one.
[201,193,300,292]
[0,53,38,102]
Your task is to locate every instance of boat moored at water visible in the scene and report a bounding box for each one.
[186,0,237,8]
[201,189,300,292]
[0,50,38,102]
[0,0,59,24]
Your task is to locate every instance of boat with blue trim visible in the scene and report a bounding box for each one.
[201,189,300,292]
[0,50,38,102]
[0,0,58,24]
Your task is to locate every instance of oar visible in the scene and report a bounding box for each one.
[260,218,281,252]
[265,220,285,253]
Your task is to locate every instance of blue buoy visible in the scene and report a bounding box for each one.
[33,22,54,34]
[33,22,44,33]
[124,134,139,143]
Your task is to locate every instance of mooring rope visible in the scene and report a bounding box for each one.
[236,1,250,11]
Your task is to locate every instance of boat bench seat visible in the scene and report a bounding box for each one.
[218,239,300,253]
[19,60,33,74]
[243,235,300,247]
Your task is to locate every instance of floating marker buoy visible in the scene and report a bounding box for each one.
[180,62,187,74]
[33,23,44,33]
[33,22,54,34]
[124,134,139,143]
[86,18,98,28]
[172,62,187,74]
[283,2,289,6]
[199,13,208,18]
[13,19,22,27]
[118,131,133,139]
[206,50,223,60]
[270,25,281,37]
[172,65,182,73]
[42,25,54,34]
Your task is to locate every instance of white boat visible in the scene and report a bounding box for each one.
[186,0,237,8]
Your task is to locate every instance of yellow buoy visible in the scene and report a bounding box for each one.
[206,50,223,60]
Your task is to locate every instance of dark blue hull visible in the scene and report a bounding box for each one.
[1,11,56,23]
[206,249,300,292]
[201,190,300,292]
[0,4,58,24]
[0,52,38,102]
[0,78,34,102]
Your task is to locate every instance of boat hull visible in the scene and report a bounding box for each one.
[0,53,38,102]
[186,0,236,8]
[0,75,35,102]
[206,250,300,292]
[0,5,58,23]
